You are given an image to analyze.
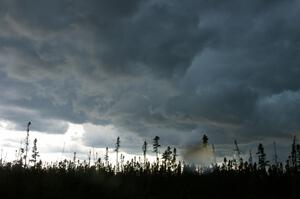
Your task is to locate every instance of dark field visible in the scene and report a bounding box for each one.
[0,160,300,199]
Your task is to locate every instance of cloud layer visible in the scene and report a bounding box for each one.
[0,0,300,156]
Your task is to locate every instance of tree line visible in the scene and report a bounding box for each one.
[0,122,300,198]
[2,121,300,177]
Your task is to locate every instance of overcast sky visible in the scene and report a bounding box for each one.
[0,0,300,163]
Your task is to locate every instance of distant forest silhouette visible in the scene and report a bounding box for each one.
[0,122,300,199]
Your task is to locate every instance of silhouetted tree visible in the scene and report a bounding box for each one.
[234,140,241,162]
[162,146,172,167]
[105,147,109,167]
[172,148,177,164]
[202,134,208,147]
[297,144,300,170]
[249,150,253,165]
[24,121,31,167]
[256,143,268,171]
[88,149,91,167]
[142,140,147,165]
[212,144,217,165]
[30,138,39,167]
[153,136,161,163]
[273,142,278,166]
[291,136,297,169]
[73,152,77,163]
[115,137,120,171]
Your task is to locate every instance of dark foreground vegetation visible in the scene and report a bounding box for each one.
[1,122,300,199]
[1,159,300,199]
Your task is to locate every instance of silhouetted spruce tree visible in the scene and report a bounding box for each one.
[105,147,109,167]
[234,140,241,163]
[202,134,208,147]
[162,146,172,167]
[297,144,300,170]
[249,150,253,165]
[30,138,39,167]
[222,157,227,170]
[256,143,268,171]
[153,136,161,163]
[88,149,91,167]
[73,152,77,163]
[273,142,278,166]
[24,121,31,167]
[142,140,147,165]
[212,144,217,165]
[115,137,120,171]
[291,136,297,169]
[172,148,177,164]
[70,152,77,169]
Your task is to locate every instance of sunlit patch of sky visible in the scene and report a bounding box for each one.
[0,119,158,165]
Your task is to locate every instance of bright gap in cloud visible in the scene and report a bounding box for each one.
[0,120,157,165]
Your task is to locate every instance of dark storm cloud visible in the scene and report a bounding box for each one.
[0,0,300,156]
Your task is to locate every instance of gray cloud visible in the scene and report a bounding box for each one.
[0,0,300,158]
